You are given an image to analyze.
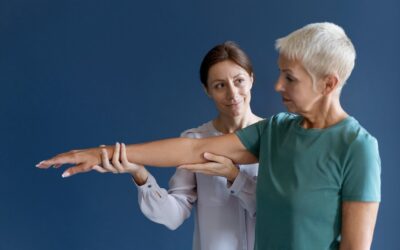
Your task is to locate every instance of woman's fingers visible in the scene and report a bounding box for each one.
[203,152,232,165]
[36,152,76,169]
[180,159,237,179]
[53,164,63,169]
[179,162,217,173]
[61,163,93,178]
[92,165,108,173]
[111,142,121,165]
[120,143,129,165]
[101,147,118,173]
[101,142,127,174]
[111,143,126,173]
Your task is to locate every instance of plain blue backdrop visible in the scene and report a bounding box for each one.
[1,0,399,249]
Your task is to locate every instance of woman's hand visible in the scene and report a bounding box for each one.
[92,143,149,185]
[178,152,239,182]
[36,147,103,178]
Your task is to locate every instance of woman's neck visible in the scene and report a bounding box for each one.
[301,97,348,129]
[213,110,262,134]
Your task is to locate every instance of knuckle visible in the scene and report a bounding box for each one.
[113,161,119,167]
[111,156,117,163]
[71,153,79,162]
[224,159,232,165]
[104,164,112,171]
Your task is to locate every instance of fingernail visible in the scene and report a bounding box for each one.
[35,161,45,167]
[62,172,70,178]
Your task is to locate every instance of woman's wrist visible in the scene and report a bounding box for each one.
[227,167,240,183]
[131,167,149,186]
[97,145,114,161]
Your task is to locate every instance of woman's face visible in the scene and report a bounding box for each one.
[206,60,253,118]
[275,54,323,114]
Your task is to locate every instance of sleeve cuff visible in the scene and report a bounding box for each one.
[227,169,247,196]
[135,173,168,202]
[133,173,157,190]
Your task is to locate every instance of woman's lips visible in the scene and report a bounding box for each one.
[227,100,243,109]
[228,100,242,106]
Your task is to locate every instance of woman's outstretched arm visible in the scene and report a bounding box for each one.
[36,133,257,177]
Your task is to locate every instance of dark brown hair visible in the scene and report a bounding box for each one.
[199,41,254,87]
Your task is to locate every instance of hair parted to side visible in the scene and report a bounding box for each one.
[275,22,356,88]
[200,41,254,87]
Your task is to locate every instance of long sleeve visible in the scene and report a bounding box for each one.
[136,168,197,230]
[135,130,200,230]
[227,165,258,218]
[135,121,258,250]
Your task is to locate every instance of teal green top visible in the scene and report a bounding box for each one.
[236,112,381,250]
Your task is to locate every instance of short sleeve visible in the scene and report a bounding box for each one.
[235,120,266,159]
[342,136,381,202]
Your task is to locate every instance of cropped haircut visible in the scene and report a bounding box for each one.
[275,22,356,88]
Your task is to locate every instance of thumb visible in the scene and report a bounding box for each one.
[203,152,226,163]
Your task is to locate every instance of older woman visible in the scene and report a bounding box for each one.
[38,22,381,249]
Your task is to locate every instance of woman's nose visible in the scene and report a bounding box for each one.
[227,84,239,99]
[275,79,284,92]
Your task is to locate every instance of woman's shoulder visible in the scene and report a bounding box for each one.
[180,121,218,138]
[264,112,299,129]
[237,112,297,136]
[342,117,379,150]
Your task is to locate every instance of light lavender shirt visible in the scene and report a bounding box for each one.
[136,121,258,250]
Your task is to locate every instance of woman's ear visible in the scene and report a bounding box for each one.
[249,73,254,89]
[322,74,339,95]
[203,84,211,97]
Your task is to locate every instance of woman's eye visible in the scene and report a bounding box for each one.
[214,83,224,89]
[235,78,246,86]
[286,75,294,82]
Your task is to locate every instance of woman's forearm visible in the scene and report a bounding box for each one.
[125,137,205,167]
[122,133,256,167]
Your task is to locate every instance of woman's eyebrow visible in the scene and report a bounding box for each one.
[209,78,225,84]
[233,73,245,78]
[281,69,293,73]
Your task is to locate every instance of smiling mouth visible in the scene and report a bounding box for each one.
[228,101,243,107]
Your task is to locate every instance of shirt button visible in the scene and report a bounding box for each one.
[230,190,235,194]
[148,184,152,188]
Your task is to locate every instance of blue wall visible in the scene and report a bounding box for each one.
[1,0,399,249]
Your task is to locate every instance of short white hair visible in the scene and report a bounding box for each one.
[275,22,356,87]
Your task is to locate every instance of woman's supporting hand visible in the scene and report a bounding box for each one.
[178,152,239,182]
[93,143,149,185]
